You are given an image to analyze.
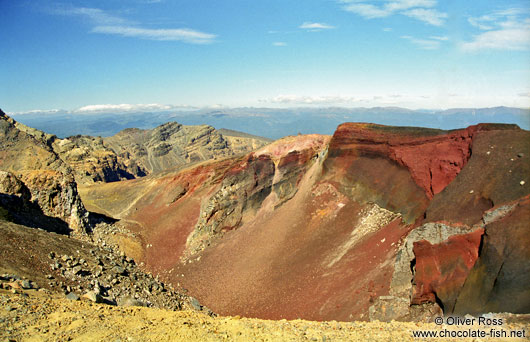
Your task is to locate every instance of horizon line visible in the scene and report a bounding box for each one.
[6,104,530,116]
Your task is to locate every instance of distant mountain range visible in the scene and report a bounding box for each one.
[10,106,530,139]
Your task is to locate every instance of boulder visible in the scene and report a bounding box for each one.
[82,291,104,303]
[66,292,79,301]
[118,296,145,307]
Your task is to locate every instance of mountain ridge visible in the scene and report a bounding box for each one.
[45,120,270,185]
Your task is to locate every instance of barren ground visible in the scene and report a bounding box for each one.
[1,289,529,342]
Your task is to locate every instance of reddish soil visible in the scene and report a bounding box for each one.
[173,185,411,321]
[121,160,237,273]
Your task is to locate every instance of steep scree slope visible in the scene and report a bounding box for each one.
[79,123,529,321]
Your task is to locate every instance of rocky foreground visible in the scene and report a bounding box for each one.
[1,289,528,342]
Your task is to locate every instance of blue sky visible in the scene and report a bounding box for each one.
[1,0,529,113]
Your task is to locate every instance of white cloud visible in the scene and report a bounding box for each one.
[384,0,436,11]
[10,104,195,115]
[519,91,530,97]
[92,26,215,44]
[461,28,530,51]
[340,0,447,26]
[263,95,358,105]
[272,42,287,46]
[342,3,390,18]
[429,35,448,41]
[9,109,62,115]
[54,6,128,25]
[468,8,528,30]
[468,17,494,31]
[400,35,442,49]
[402,8,447,26]
[382,27,393,32]
[75,103,175,113]
[299,22,336,30]
[261,93,432,105]
[53,6,215,44]
[462,15,530,51]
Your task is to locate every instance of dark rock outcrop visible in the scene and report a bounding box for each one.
[426,127,529,225]
[454,196,530,315]
[0,171,72,233]
[0,110,89,234]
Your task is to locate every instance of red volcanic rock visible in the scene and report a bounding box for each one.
[426,128,529,225]
[277,149,315,169]
[392,139,470,198]
[328,123,519,199]
[411,228,484,312]
[324,124,451,223]
[255,134,330,162]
